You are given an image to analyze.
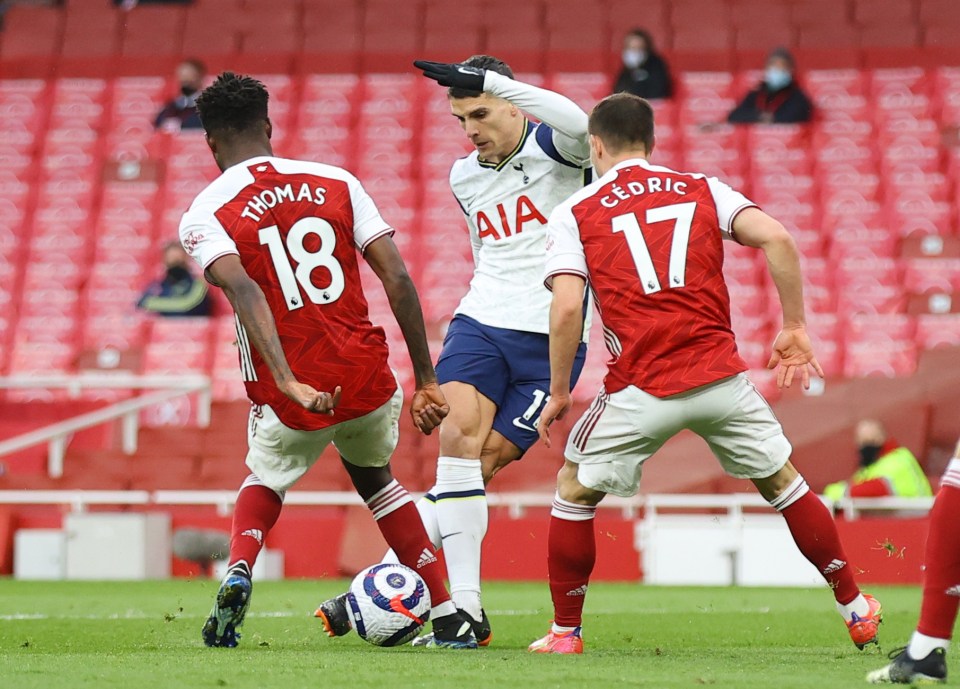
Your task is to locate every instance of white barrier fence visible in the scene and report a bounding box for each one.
[0,374,211,477]
[1,491,933,583]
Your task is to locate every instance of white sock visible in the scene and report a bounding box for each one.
[380,492,440,564]
[432,600,457,619]
[907,631,950,659]
[836,594,870,621]
[552,623,578,634]
[434,456,487,620]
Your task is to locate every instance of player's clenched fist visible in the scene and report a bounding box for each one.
[410,382,450,435]
[413,60,486,91]
[281,381,342,415]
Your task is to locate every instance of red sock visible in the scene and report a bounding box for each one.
[228,475,283,572]
[774,478,860,605]
[548,496,597,628]
[367,480,451,607]
[917,481,960,639]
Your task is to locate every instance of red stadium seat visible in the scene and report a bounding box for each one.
[60,5,121,76]
[904,258,960,293]
[790,0,852,28]
[838,284,907,316]
[828,226,899,260]
[0,5,63,76]
[916,314,960,349]
[117,5,185,75]
[300,2,362,72]
[670,0,731,30]
[359,0,423,73]
[847,314,916,345]
[843,340,918,378]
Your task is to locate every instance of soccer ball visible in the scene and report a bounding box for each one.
[346,563,431,646]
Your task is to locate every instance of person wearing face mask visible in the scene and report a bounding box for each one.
[154,58,206,131]
[823,419,932,502]
[137,241,212,316]
[612,29,673,100]
[727,47,812,124]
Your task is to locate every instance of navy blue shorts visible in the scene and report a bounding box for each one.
[435,314,587,454]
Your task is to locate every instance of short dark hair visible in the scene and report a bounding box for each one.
[448,55,514,99]
[588,93,655,155]
[196,72,269,136]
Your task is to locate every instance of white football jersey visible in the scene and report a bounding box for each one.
[450,121,591,340]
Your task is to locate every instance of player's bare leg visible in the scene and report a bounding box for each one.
[529,460,604,654]
[753,460,881,648]
[480,430,523,485]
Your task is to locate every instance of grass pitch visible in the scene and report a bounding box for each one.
[0,580,925,689]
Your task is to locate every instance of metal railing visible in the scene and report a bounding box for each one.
[0,374,211,478]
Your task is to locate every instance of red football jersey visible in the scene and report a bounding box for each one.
[180,156,397,430]
[545,158,756,397]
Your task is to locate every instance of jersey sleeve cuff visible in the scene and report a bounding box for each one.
[727,203,759,242]
[544,268,589,291]
[359,227,395,254]
[201,247,240,271]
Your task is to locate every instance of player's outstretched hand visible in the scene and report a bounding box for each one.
[537,392,572,449]
[766,325,824,390]
[282,381,342,415]
[410,382,450,436]
[413,60,486,91]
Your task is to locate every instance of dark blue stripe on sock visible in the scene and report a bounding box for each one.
[434,489,486,500]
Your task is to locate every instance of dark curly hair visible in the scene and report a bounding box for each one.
[196,72,269,136]
[448,55,514,99]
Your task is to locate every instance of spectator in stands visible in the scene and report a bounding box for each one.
[154,58,206,132]
[612,28,673,100]
[727,47,812,124]
[823,419,932,501]
[137,241,212,317]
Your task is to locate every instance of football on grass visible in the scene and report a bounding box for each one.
[346,563,431,646]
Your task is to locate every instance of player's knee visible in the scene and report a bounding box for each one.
[556,463,601,505]
[438,420,485,458]
[341,460,393,501]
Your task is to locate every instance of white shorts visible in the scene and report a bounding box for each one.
[565,373,792,497]
[245,385,403,493]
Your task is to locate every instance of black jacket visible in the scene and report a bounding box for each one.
[613,53,673,100]
[727,83,813,124]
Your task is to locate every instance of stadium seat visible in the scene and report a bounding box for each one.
[0,5,63,76]
[359,0,423,73]
[916,314,960,349]
[117,5,185,75]
[843,340,918,378]
[299,2,362,72]
[60,5,122,75]
[181,6,241,66]
[424,1,482,37]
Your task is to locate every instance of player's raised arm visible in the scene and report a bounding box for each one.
[364,236,450,435]
[732,206,824,390]
[415,59,590,164]
[206,254,341,414]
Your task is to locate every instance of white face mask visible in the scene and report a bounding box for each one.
[622,48,646,70]
[764,67,792,91]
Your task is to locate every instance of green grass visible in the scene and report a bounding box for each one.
[0,580,926,689]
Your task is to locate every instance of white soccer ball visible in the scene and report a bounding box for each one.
[346,563,431,646]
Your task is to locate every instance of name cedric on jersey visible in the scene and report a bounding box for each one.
[600,175,688,208]
[239,182,328,222]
